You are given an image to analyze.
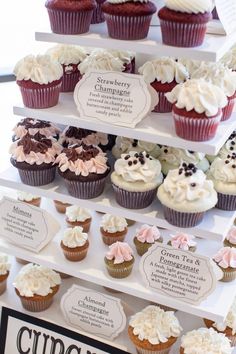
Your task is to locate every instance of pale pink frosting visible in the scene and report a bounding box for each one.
[135,225,161,244]
[60,132,108,147]
[170,233,197,251]
[213,247,236,269]
[226,226,236,245]
[13,120,61,139]
[105,241,134,264]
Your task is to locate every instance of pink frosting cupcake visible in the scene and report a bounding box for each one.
[104,241,135,278]
[133,225,163,256]
[168,233,197,252]
[224,227,236,248]
[213,247,236,282]
[13,118,61,141]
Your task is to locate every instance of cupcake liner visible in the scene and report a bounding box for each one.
[112,184,157,209]
[91,3,105,24]
[216,193,236,211]
[47,8,93,34]
[221,96,236,121]
[19,296,54,312]
[135,346,173,354]
[54,200,71,214]
[173,110,221,141]
[212,7,219,20]
[159,19,208,47]
[66,218,92,233]
[153,91,173,113]
[180,348,184,354]
[0,279,7,296]
[105,260,134,279]
[63,176,107,199]
[19,82,61,109]
[163,206,204,227]
[17,166,56,186]
[19,198,41,207]
[61,72,82,92]
[224,239,236,248]
[134,238,154,256]
[101,232,126,246]
[104,13,153,40]
[221,268,236,282]
[62,246,89,262]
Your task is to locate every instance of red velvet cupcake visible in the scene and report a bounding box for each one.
[101,0,156,40]
[91,0,106,23]
[158,0,213,47]
[45,0,96,34]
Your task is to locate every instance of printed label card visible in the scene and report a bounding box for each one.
[208,0,236,35]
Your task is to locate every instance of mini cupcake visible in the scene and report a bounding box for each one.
[167,233,197,252]
[100,214,128,245]
[91,0,106,23]
[56,143,110,199]
[112,136,160,160]
[17,191,41,208]
[180,328,232,354]
[111,151,163,209]
[104,241,134,278]
[224,226,236,248]
[133,224,163,256]
[13,264,61,312]
[13,118,61,141]
[166,79,227,141]
[157,163,217,227]
[106,49,135,73]
[66,205,92,233]
[14,55,63,109]
[128,305,182,354]
[102,0,157,40]
[158,0,213,47]
[213,247,236,282]
[61,226,89,262]
[53,200,71,214]
[45,0,96,34]
[208,154,236,211]
[139,58,189,113]
[10,133,62,186]
[0,254,11,295]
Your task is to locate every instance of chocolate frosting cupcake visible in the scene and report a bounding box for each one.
[13,118,61,141]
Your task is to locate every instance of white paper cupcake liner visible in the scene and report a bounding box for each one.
[19,297,54,312]
[135,345,173,354]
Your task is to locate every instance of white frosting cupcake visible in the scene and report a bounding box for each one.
[112,136,161,159]
[66,205,91,222]
[78,50,124,74]
[62,226,88,248]
[101,214,127,233]
[208,155,236,196]
[46,44,87,66]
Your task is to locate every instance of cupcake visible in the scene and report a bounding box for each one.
[207,131,236,163]
[180,328,232,354]
[166,79,227,141]
[112,136,160,159]
[0,254,11,295]
[56,143,110,199]
[45,0,96,34]
[208,154,236,211]
[167,233,197,252]
[100,214,128,245]
[14,55,63,109]
[101,0,157,40]
[224,226,236,248]
[13,118,61,141]
[128,305,182,354]
[13,264,61,312]
[213,247,236,282]
[158,0,213,47]
[106,49,135,73]
[158,145,209,175]
[46,45,87,92]
[221,46,236,72]
[17,191,41,208]
[91,0,106,23]
[111,151,163,209]
[133,224,163,256]
[66,205,92,233]
[157,163,217,227]
[104,241,134,278]
[10,133,62,186]
[53,200,71,214]
[139,58,189,113]
[61,226,89,262]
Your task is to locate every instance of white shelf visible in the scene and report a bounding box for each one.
[36,23,236,62]
[1,166,235,241]
[13,93,236,155]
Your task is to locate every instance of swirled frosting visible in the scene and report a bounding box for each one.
[14,55,63,84]
[165,0,213,14]
[10,133,62,165]
[46,44,87,65]
[214,297,236,335]
[166,79,227,117]
[221,46,236,71]
[105,241,134,264]
[101,214,127,233]
[62,226,88,248]
[66,205,91,222]
[129,305,182,345]
[13,118,61,139]
[226,226,236,245]
[213,247,236,269]
[169,233,196,251]
[0,254,11,275]
[17,191,40,202]
[218,131,236,160]
[59,126,108,148]
[13,263,61,297]
[112,136,160,159]
[180,328,232,354]
[208,155,236,195]
[135,225,161,244]
[138,57,189,84]
[78,51,124,74]
[157,163,217,212]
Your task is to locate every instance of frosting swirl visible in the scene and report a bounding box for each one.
[213,247,236,269]
[59,126,108,148]
[105,241,134,264]
[46,44,87,65]
[112,136,160,159]
[165,0,213,14]
[101,214,127,233]
[208,155,236,195]
[13,118,61,139]
[78,51,124,74]
[0,254,11,275]
[169,233,196,251]
[62,226,88,248]
[17,191,40,202]
[226,226,236,245]
[66,205,91,222]
[135,225,161,244]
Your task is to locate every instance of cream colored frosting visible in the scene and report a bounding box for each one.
[221,46,236,71]
[66,205,91,222]
[181,328,232,354]
[62,226,88,248]
[165,0,213,14]
[17,191,40,202]
[214,297,236,335]
[170,233,196,251]
[208,156,236,195]
[78,51,124,74]
[226,226,236,245]
[129,305,182,345]
[213,247,236,269]
[46,44,87,65]
[0,254,11,276]
[106,49,135,63]
[112,136,161,159]
[13,263,61,297]
[13,119,61,139]
[135,225,161,244]
[178,58,201,76]
[105,241,134,264]
[59,127,108,147]
[138,57,189,84]
[101,214,127,233]
[166,79,228,117]
[14,55,63,84]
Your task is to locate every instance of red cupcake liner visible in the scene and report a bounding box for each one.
[63,176,107,199]
[212,7,219,20]
[61,72,82,92]
[216,193,236,211]
[19,296,53,312]
[16,166,56,186]
[221,95,236,121]
[104,14,153,40]
[18,82,61,109]
[112,184,157,209]
[47,8,93,34]
[173,110,221,141]
[159,19,208,47]
[153,91,173,113]
[91,3,105,24]
[163,206,204,227]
